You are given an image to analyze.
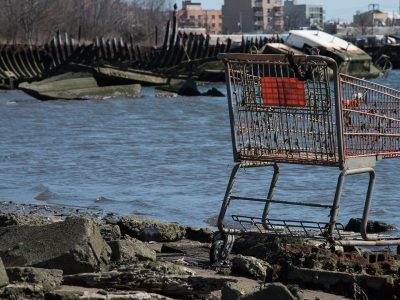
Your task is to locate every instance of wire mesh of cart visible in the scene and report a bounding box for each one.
[211,53,400,264]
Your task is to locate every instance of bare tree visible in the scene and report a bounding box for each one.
[0,0,171,44]
[1,0,19,43]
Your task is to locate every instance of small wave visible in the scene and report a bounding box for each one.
[34,190,56,201]
[35,183,49,192]
[130,199,156,209]
[34,184,57,201]
[131,210,153,216]
[95,196,114,203]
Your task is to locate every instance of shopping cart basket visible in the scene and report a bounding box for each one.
[211,53,400,264]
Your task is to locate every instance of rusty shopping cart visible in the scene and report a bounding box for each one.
[211,53,400,264]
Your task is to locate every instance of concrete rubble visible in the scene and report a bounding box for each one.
[0,207,398,299]
[0,216,111,274]
[118,216,187,242]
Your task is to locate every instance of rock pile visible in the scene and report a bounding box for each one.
[0,210,398,299]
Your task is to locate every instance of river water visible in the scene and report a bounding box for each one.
[1,73,400,230]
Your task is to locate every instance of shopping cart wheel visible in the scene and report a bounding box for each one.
[210,234,235,265]
[210,240,225,264]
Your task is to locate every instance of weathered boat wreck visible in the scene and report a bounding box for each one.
[18,70,141,101]
[0,9,387,100]
[285,30,384,78]
[356,35,400,70]
[0,9,279,100]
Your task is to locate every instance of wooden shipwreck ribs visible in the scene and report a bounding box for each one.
[0,11,278,89]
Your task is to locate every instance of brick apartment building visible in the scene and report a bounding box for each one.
[284,0,324,30]
[178,0,325,35]
[177,1,223,34]
[222,0,284,34]
[353,8,390,27]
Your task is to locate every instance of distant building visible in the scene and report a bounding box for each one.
[222,0,284,34]
[353,8,390,27]
[177,1,223,34]
[393,15,400,26]
[284,0,324,30]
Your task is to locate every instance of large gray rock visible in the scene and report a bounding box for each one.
[118,217,186,242]
[221,282,250,300]
[345,218,395,233]
[0,257,8,287]
[109,237,156,263]
[242,283,297,300]
[0,217,111,274]
[231,255,272,281]
[6,267,63,291]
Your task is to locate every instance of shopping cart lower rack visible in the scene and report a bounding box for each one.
[211,53,400,264]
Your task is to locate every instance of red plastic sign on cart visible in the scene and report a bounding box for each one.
[261,77,306,107]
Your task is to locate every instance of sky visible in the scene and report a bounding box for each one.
[199,0,400,23]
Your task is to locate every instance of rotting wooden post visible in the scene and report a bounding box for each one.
[155,26,158,47]
[78,26,81,42]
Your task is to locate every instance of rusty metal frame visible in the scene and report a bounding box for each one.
[216,53,400,249]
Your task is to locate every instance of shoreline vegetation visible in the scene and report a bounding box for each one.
[0,201,398,299]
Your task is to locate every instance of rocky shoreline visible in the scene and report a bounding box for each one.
[0,201,398,299]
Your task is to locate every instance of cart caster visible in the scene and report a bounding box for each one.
[210,233,235,265]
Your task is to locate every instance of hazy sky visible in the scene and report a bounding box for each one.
[198,0,399,22]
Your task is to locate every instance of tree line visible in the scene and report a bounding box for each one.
[0,0,172,45]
